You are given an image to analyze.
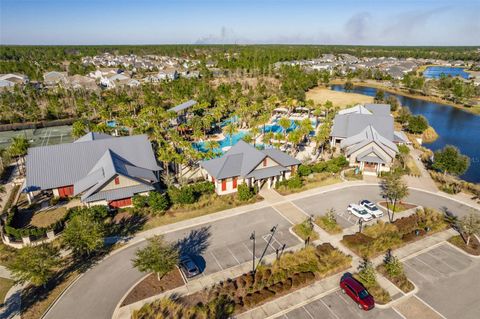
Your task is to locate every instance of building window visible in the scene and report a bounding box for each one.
[263,158,267,167]
[115,177,120,185]
[233,177,238,189]
[221,179,227,191]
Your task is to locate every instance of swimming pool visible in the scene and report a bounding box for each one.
[423,66,470,79]
[193,131,247,153]
[262,118,317,134]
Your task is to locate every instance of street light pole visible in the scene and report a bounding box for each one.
[250,231,256,274]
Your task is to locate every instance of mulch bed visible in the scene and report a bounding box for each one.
[121,269,185,306]
[448,235,480,256]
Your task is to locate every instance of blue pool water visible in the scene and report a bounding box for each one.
[220,115,239,127]
[263,120,298,134]
[423,66,470,79]
[193,131,247,153]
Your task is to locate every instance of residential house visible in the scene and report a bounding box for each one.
[168,100,197,126]
[68,75,98,91]
[24,133,161,208]
[0,73,29,85]
[200,141,301,195]
[43,71,68,87]
[330,104,408,175]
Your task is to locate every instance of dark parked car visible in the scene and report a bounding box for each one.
[179,255,200,278]
[340,273,375,310]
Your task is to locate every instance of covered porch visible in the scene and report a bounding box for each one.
[245,166,290,190]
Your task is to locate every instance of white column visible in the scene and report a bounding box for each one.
[27,192,33,205]
[268,177,272,188]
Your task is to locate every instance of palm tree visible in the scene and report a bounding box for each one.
[324,100,334,119]
[222,122,238,147]
[204,140,220,159]
[250,127,260,147]
[9,136,30,175]
[287,130,302,155]
[278,117,291,140]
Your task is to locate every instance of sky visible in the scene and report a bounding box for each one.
[1,0,479,45]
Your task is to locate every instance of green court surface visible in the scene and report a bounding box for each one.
[0,125,73,149]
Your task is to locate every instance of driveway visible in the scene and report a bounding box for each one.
[44,207,299,319]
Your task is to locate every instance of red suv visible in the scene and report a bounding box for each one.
[340,273,375,310]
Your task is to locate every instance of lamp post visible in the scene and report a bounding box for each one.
[250,231,256,274]
[358,218,364,233]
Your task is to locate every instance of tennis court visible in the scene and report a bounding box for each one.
[0,125,73,149]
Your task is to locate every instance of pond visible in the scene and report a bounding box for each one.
[423,66,470,79]
[331,85,480,183]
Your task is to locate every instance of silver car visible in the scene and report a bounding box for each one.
[360,200,383,218]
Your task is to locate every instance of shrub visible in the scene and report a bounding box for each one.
[148,192,170,214]
[311,162,327,173]
[292,219,318,241]
[357,258,376,288]
[50,196,60,206]
[315,209,342,234]
[168,186,196,205]
[393,214,419,235]
[237,183,254,201]
[298,164,312,177]
[287,175,303,189]
[132,194,148,208]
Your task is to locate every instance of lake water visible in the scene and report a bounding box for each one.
[423,66,470,79]
[331,85,480,183]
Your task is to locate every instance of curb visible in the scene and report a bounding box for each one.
[375,279,419,309]
[444,240,480,259]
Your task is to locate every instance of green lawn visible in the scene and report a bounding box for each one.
[143,193,261,230]
[276,173,342,195]
[30,207,68,228]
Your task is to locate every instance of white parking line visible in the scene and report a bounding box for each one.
[243,242,253,255]
[227,247,241,265]
[413,295,447,319]
[209,251,224,270]
[302,306,315,319]
[404,262,430,281]
[425,251,459,272]
[413,256,445,276]
[320,299,341,319]
[392,306,408,319]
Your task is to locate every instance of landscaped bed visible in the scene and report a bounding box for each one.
[29,207,68,228]
[341,208,448,258]
[378,201,417,213]
[353,274,391,305]
[377,265,414,293]
[121,268,184,306]
[292,219,319,241]
[448,235,480,256]
[132,244,352,319]
[314,211,343,234]
[276,173,341,195]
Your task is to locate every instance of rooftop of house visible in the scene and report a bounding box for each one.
[25,133,161,193]
[168,100,197,113]
[200,140,300,180]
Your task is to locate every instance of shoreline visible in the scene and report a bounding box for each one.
[329,79,480,115]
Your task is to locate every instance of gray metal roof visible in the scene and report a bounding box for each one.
[83,184,155,203]
[262,148,301,167]
[74,132,114,143]
[168,100,197,113]
[25,134,161,191]
[364,104,391,117]
[341,126,398,156]
[331,113,394,140]
[357,147,388,163]
[200,141,298,180]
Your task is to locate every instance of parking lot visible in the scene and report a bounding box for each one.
[163,207,301,278]
[396,243,480,319]
[293,191,383,228]
[277,290,403,319]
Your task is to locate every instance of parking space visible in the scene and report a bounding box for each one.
[293,192,383,229]
[397,243,480,319]
[164,207,301,278]
[278,290,402,319]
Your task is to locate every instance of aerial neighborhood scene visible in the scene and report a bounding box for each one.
[1,1,480,319]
